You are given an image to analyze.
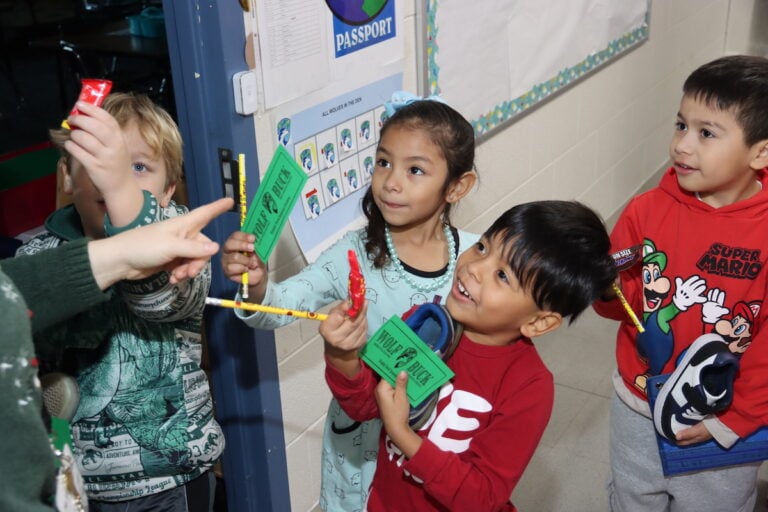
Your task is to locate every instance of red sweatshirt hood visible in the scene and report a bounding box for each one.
[657,167,768,216]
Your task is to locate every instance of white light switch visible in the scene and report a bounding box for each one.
[233,70,259,116]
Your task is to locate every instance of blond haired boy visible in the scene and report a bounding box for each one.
[17,93,224,511]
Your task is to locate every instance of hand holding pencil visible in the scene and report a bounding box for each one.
[221,230,269,303]
[611,282,644,333]
[209,251,365,322]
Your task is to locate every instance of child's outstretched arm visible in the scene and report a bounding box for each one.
[221,231,268,302]
[321,301,368,378]
[322,301,382,421]
[63,100,144,228]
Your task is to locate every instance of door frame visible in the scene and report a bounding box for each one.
[162,2,290,510]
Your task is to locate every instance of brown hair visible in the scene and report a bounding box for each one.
[362,99,476,268]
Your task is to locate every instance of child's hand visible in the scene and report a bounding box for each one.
[321,301,368,378]
[221,231,267,302]
[64,101,137,199]
[675,421,713,446]
[375,372,410,427]
[64,101,143,227]
[375,372,422,458]
[599,276,621,301]
[321,301,368,352]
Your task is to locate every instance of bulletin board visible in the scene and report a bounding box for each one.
[252,0,406,262]
[421,0,650,140]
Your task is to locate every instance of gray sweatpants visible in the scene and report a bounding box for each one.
[609,393,760,512]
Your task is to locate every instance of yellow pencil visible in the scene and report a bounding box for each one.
[206,297,328,321]
[612,282,645,333]
[239,153,249,299]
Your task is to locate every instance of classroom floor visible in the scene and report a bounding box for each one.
[511,307,768,511]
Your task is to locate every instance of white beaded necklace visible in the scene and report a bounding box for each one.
[384,224,456,294]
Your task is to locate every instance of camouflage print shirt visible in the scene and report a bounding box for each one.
[16,191,225,502]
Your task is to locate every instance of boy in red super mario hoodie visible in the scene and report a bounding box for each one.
[594,55,768,512]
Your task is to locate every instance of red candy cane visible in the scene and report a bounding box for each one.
[347,250,365,318]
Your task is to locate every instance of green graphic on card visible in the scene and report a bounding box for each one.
[360,315,454,406]
[242,145,308,262]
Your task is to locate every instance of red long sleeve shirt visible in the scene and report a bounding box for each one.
[326,334,553,512]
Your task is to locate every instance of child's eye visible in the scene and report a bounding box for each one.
[475,241,486,254]
[132,162,148,173]
[496,269,509,284]
[409,166,425,176]
[375,158,391,169]
[674,121,686,131]
[700,129,715,139]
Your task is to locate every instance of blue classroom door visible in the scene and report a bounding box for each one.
[162,2,290,510]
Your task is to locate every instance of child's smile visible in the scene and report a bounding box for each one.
[447,235,541,346]
[455,279,473,301]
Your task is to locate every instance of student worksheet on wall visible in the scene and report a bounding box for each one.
[254,0,331,107]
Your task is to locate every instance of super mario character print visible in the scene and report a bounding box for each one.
[632,238,762,393]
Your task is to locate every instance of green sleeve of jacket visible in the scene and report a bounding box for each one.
[2,238,111,332]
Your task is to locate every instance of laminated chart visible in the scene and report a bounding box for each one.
[292,106,380,221]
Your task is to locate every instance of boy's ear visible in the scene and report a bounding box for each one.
[520,311,563,339]
[158,181,178,207]
[750,140,768,170]
[445,170,477,204]
[58,158,73,194]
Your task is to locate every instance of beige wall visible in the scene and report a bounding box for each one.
[264,1,764,509]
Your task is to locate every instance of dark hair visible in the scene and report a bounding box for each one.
[362,100,476,268]
[683,55,768,146]
[485,201,616,323]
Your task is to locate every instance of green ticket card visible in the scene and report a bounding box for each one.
[49,417,73,466]
[360,315,455,406]
[242,145,308,262]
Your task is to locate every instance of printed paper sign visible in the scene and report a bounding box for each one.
[327,0,397,57]
[360,315,454,406]
[242,145,308,262]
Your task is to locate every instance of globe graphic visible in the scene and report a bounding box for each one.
[325,0,388,25]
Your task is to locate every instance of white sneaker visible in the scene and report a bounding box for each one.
[404,303,462,430]
[652,333,739,442]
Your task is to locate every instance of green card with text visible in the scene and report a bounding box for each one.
[242,145,308,262]
[360,315,454,406]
